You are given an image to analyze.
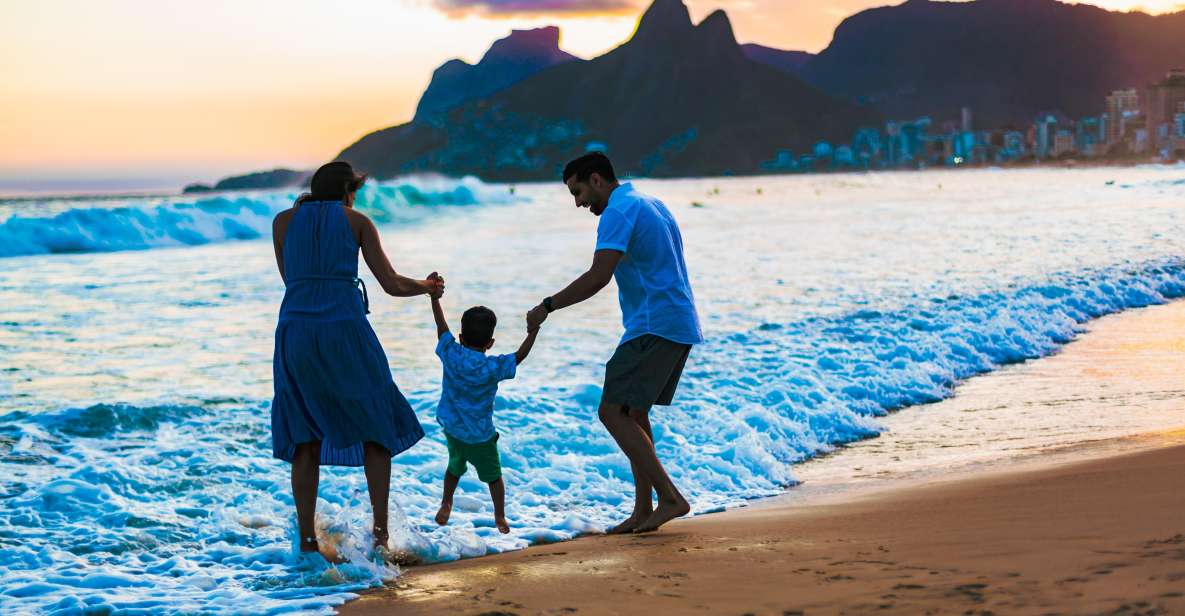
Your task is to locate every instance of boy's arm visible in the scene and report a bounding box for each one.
[430,295,449,338]
[514,328,540,365]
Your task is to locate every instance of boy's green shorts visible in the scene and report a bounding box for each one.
[445,432,502,483]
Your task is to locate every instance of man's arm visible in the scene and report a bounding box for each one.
[527,249,622,328]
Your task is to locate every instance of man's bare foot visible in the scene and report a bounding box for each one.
[495,517,510,534]
[633,498,690,533]
[434,501,452,526]
[607,510,651,535]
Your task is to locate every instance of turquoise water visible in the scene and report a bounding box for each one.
[1,167,1184,614]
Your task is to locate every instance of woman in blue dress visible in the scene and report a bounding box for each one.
[270,161,442,561]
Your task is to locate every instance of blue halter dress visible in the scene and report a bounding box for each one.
[270,201,424,466]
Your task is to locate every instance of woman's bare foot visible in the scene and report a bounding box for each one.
[633,497,690,534]
[495,517,510,534]
[434,501,452,526]
[372,525,390,551]
[301,539,348,565]
[607,510,652,535]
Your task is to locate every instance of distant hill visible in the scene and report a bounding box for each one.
[185,168,306,193]
[340,0,877,181]
[799,0,1185,126]
[414,27,579,122]
[205,0,1185,188]
[741,44,813,77]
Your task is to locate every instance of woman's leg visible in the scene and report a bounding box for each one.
[363,442,392,548]
[292,441,322,552]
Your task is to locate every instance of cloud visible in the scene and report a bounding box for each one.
[432,0,639,17]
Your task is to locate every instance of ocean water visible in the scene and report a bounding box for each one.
[1,166,1184,614]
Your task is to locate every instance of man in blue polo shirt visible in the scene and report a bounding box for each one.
[527,152,702,534]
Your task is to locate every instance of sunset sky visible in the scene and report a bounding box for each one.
[1,0,1182,192]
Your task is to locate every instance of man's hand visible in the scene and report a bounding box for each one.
[527,304,548,331]
[525,309,542,333]
[426,272,445,299]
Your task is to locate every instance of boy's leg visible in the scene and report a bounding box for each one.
[363,442,392,548]
[437,434,468,526]
[598,402,688,533]
[488,478,509,534]
[608,405,656,534]
[435,470,460,526]
[471,436,508,533]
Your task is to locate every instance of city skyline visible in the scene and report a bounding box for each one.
[2,0,1185,192]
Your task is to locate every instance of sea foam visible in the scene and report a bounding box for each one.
[2,257,1184,614]
[0,176,515,258]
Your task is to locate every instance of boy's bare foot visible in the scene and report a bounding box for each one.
[495,517,510,534]
[434,501,452,526]
[633,497,690,534]
[607,510,652,535]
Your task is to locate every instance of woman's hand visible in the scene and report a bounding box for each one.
[425,272,445,298]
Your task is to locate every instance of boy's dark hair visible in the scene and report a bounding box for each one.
[562,152,617,184]
[460,306,497,348]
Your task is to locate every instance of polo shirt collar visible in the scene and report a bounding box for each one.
[607,182,635,209]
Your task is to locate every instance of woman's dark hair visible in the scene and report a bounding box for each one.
[562,152,617,184]
[308,161,367,201]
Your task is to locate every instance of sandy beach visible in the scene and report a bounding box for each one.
[341,300,1185,615]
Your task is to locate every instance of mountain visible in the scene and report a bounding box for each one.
[741,44,813,77]
[341,0,877,181]
[800,0,1185,126]
[414,27,579,122]
[183,168,306,193]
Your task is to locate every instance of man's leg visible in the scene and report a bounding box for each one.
[598,402,689,533]
[607,405,656,534]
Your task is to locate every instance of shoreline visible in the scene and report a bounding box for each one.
[340,300,1185,615]
[346,438,1185,615]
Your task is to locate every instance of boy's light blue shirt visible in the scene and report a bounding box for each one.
[435,332,517,444]
[595,182,704,347]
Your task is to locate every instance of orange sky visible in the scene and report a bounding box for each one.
[1,0,1182,190]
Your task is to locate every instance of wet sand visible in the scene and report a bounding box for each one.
[341,302,1185,615]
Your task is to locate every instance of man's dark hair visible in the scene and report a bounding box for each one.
[562,152,617,184]
[460,306,497,348]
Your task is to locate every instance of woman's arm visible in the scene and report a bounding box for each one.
[272,210,292,283]
[351,210,440,297]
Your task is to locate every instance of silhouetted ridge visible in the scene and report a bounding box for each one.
[340,0,876,181]
[414,26,578,121]
[800,0,1185,126]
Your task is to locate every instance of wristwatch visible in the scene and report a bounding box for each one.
[542,296,555,313]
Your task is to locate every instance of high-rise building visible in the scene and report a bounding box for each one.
[1106,89,1140,144]
[1035,114,1057,158]
[1077,117,1102,156]
[961,107,973,133]
[1053,129,1076,157]
[1145,69,1185,148]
